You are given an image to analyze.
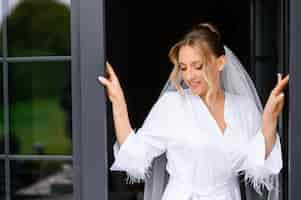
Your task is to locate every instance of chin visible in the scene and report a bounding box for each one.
[189,86,206,96]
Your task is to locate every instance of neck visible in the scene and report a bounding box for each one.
[200,86,225,107]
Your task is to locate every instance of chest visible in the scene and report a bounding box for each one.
[167,113,223,154]
[207,108,227,136]
[166,98,247,154]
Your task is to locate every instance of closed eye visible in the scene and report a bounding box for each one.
[195,64,203,70]
[179,65,187,71]
[179,63,203,71]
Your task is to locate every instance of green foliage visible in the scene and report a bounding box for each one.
[0,0,71,102]
[5,0,71,56]
[10,98,72,154]
[0,0,72,155]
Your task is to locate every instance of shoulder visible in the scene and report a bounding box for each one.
[158,89,186,106]
[227,92,262,128]
[151,90,188,119]
[227,92,258,111]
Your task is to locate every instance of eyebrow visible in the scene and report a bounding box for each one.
[179,60,202,66]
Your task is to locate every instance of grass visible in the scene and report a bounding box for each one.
[1,97,72,155]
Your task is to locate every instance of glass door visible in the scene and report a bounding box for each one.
[0,0,73,199]
[251,0,289,199]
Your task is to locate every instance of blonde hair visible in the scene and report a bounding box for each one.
[168,22,225,103]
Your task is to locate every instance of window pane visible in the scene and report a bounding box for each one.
[7,0,71,57]
[11,160,73,200]
[254,0,281,102]
[9,62,72,155]
[0,1,3,57]
[0,65,3,155]
[0,160,5,199]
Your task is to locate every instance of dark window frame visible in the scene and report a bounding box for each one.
[1,0,108,198]
[59,0,301,199]
[71,0,107,200]
[288,0,301,200]
[0,0,74,199]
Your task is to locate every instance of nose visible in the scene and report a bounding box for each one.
[185,68,196,81]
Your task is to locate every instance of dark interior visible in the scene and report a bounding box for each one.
[105,0,251,199]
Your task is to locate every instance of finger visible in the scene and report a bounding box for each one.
[277,73,282,84]
[273,74,289,96]
[275,92,284,102]
[275,92,285,112]
[98,76,110,87]
[106,61,118,81]
[274,73,282,96]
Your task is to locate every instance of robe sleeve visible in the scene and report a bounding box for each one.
[229,96,283,194]
[110,92,173,183]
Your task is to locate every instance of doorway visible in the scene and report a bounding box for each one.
[105,0,286,200]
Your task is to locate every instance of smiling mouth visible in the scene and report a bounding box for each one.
[189,81,201,87]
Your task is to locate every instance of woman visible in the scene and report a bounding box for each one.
[98,23,289,200]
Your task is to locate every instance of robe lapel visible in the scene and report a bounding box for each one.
[185,88,227,140]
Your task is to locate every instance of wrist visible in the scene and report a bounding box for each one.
[112,95,127,108]
[262,119,277,137]
[263,114,277,126]
[112,100,128,116]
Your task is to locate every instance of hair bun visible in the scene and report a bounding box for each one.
[197,22,221,40]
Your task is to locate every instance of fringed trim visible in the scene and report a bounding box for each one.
[239,169,279,195]
[123,138,155,184]
[124,166,153,184]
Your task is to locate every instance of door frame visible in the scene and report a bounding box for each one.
[70,0,301,199]
[71,0,108,199]
[288,0,301,200]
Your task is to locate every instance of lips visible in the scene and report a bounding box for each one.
[189,81,201,87]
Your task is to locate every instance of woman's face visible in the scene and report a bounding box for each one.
[178,45,225,96]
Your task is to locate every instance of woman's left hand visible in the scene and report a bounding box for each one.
[263,73,289,124]
[262,73,289,158]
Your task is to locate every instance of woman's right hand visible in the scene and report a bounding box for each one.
[98,61,126,105]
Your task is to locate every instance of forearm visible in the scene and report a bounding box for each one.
[261,119,277,159]
[112,100,133,145]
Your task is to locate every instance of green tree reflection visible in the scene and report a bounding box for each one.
[0,0,72,196]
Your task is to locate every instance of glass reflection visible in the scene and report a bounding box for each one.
[253,0,281,103]
[7,0,71,57]
[9,62,72,155]
[56,0,71,7]
[11,160,73,200]
[0,65,3,155]
[0,0,3,57]
[0,160,5,200]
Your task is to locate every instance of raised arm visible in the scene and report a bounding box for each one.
[98,62,171,183]
[262,73,289,159]
[98,61,133,145]
[226,74,288,195]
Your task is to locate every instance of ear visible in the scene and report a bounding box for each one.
[217,55,226,71]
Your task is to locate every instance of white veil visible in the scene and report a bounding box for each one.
[143,45,280,200]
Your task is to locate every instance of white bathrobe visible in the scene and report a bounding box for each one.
[110,88,282,200]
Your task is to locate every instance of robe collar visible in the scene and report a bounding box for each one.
[183,88,235,140]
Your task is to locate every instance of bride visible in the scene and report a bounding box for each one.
[98,22,289,200]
